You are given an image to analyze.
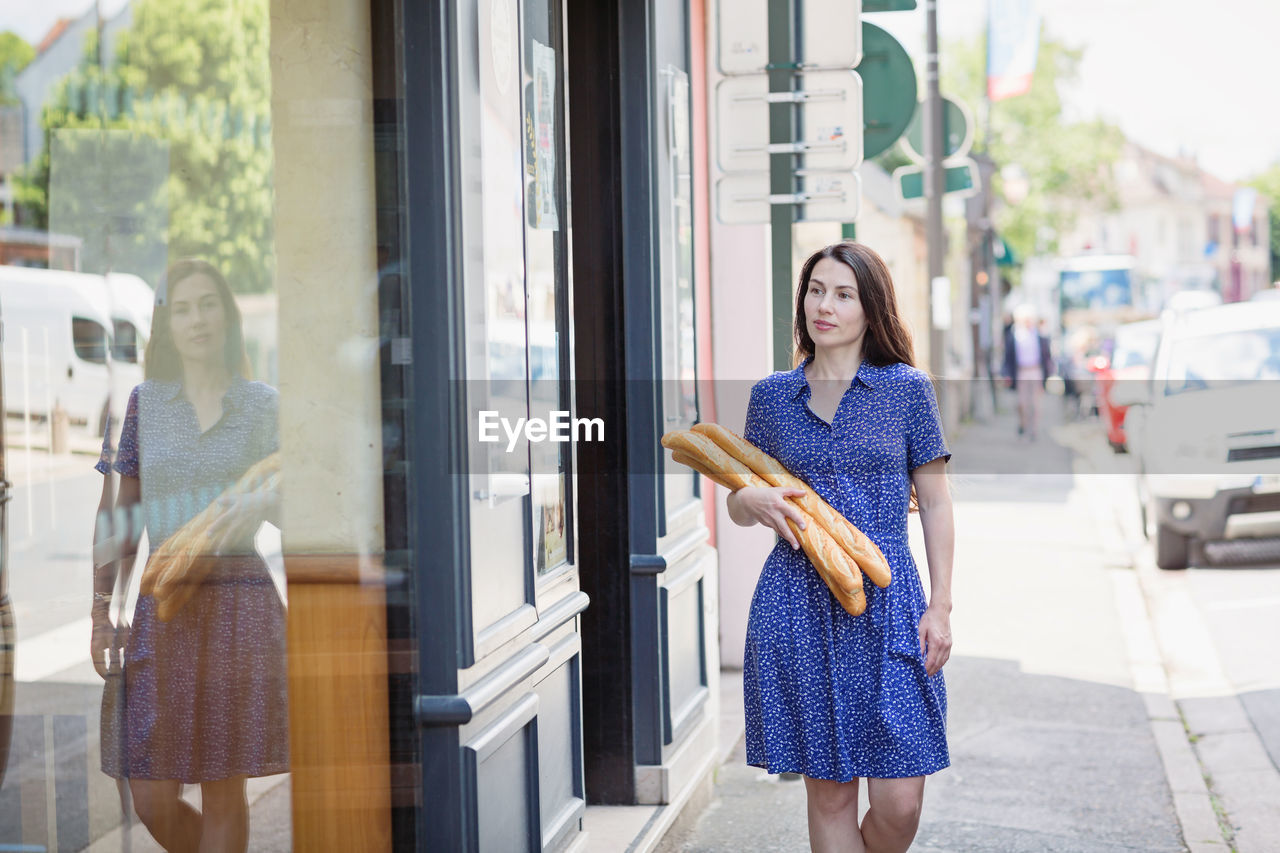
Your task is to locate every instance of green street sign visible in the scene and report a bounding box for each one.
[863,0,917,10]
[895,159,979,201]
[902,97,972,163]
[857,23,917,160]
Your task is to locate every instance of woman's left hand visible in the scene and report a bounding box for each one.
[917,605,952,676]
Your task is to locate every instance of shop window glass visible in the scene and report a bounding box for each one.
[0,1,410,849]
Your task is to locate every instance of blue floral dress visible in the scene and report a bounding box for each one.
[742,356,951,781]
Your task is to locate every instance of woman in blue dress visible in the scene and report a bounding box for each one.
[90,259,287,852]
[728,242,955,853]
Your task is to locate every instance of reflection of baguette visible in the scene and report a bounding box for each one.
[691,422,891,588]
[142,452,281,622]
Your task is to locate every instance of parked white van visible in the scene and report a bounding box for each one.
[0,266,154,438]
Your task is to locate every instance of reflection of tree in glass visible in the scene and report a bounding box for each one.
[91,260,285,851]
[15,0,274,293]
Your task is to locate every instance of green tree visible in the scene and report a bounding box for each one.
[0,31,35,104]
[14,0,274,293]
[1247,162,1280,278]
[939,33,1126,261]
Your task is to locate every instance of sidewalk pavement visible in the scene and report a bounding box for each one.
[656,400,1198,853]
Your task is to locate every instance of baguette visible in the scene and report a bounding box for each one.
[787,515,866,615]
[670,450,736,489]
[661,431,758,491]
[691,422,892,588]
[664,429,865,617]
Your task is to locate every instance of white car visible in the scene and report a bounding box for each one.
[1120,300,1280,569]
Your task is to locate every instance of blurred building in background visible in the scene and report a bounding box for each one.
[1059,141,1271,309]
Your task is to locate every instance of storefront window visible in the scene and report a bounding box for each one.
[0,1,409,848]
[661,62,699,514]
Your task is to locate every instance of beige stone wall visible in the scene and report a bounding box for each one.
[270,0,385,559]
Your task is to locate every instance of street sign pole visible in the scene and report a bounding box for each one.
[924,0,946,380]
[768,0,797,372]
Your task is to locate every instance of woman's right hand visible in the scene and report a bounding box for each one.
[728,486,809,549]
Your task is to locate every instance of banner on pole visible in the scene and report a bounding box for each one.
[1232,187,1258,233]
[987,0,1040,101]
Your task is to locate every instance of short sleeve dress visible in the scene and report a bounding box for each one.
[95,377,289,782]
[742,356,951,781]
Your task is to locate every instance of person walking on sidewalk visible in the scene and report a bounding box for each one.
[1002,304,1052,440]
[728,242,955,853]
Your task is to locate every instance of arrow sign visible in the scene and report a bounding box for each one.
[716,70,863,173]
[893,158,980,202]
[718,0,862,74]
[717,171,862,225]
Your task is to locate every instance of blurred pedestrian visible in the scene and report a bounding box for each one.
[1003,304,1052,440]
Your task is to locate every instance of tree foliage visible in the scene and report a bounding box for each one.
[939,33,1126,260]
[14,0,274,293]
[0,31,36,104]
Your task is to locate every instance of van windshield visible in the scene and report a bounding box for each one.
[113,319,140,363]
[71,316,109,364]
[1163,328,1280,394]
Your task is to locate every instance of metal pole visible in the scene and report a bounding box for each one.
[768,0,797,372]
[924,0,945,379]
[985,3,1004,413]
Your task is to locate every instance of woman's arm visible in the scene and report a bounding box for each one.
[90,474,141,677]
[911,457,953,675]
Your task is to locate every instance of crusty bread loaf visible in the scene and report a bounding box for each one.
[691,422,892,588]
[665,427,867,617]
[142,452,281,622]
[787,515,866,616]
[662,431,758,491]
[671,450,736,489]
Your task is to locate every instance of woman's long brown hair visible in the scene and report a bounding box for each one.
[792,242,930,511]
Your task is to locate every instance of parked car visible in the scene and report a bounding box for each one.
[1090,318,1163,452]
[1119,301,1280,569]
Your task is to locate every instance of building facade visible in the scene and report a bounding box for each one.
[1060,141,1272,307]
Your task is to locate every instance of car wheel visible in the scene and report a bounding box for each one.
[1155,524,1190,570]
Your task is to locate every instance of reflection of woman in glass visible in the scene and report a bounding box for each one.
[90,259,286,852]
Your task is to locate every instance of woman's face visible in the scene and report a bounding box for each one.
[804,257,867,351]
[168,273,228,368]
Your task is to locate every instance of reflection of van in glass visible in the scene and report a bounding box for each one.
[0,266,154,437]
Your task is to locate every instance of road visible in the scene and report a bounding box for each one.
[1065,421,1280,852]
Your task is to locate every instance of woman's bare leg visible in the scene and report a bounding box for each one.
[803,776,866,853]
[129,779,201,852]
[861,776,925,853]
[199,776,249,853]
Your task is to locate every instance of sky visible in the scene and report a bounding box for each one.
[5,0,1278,181]
[869,0,1280,181]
